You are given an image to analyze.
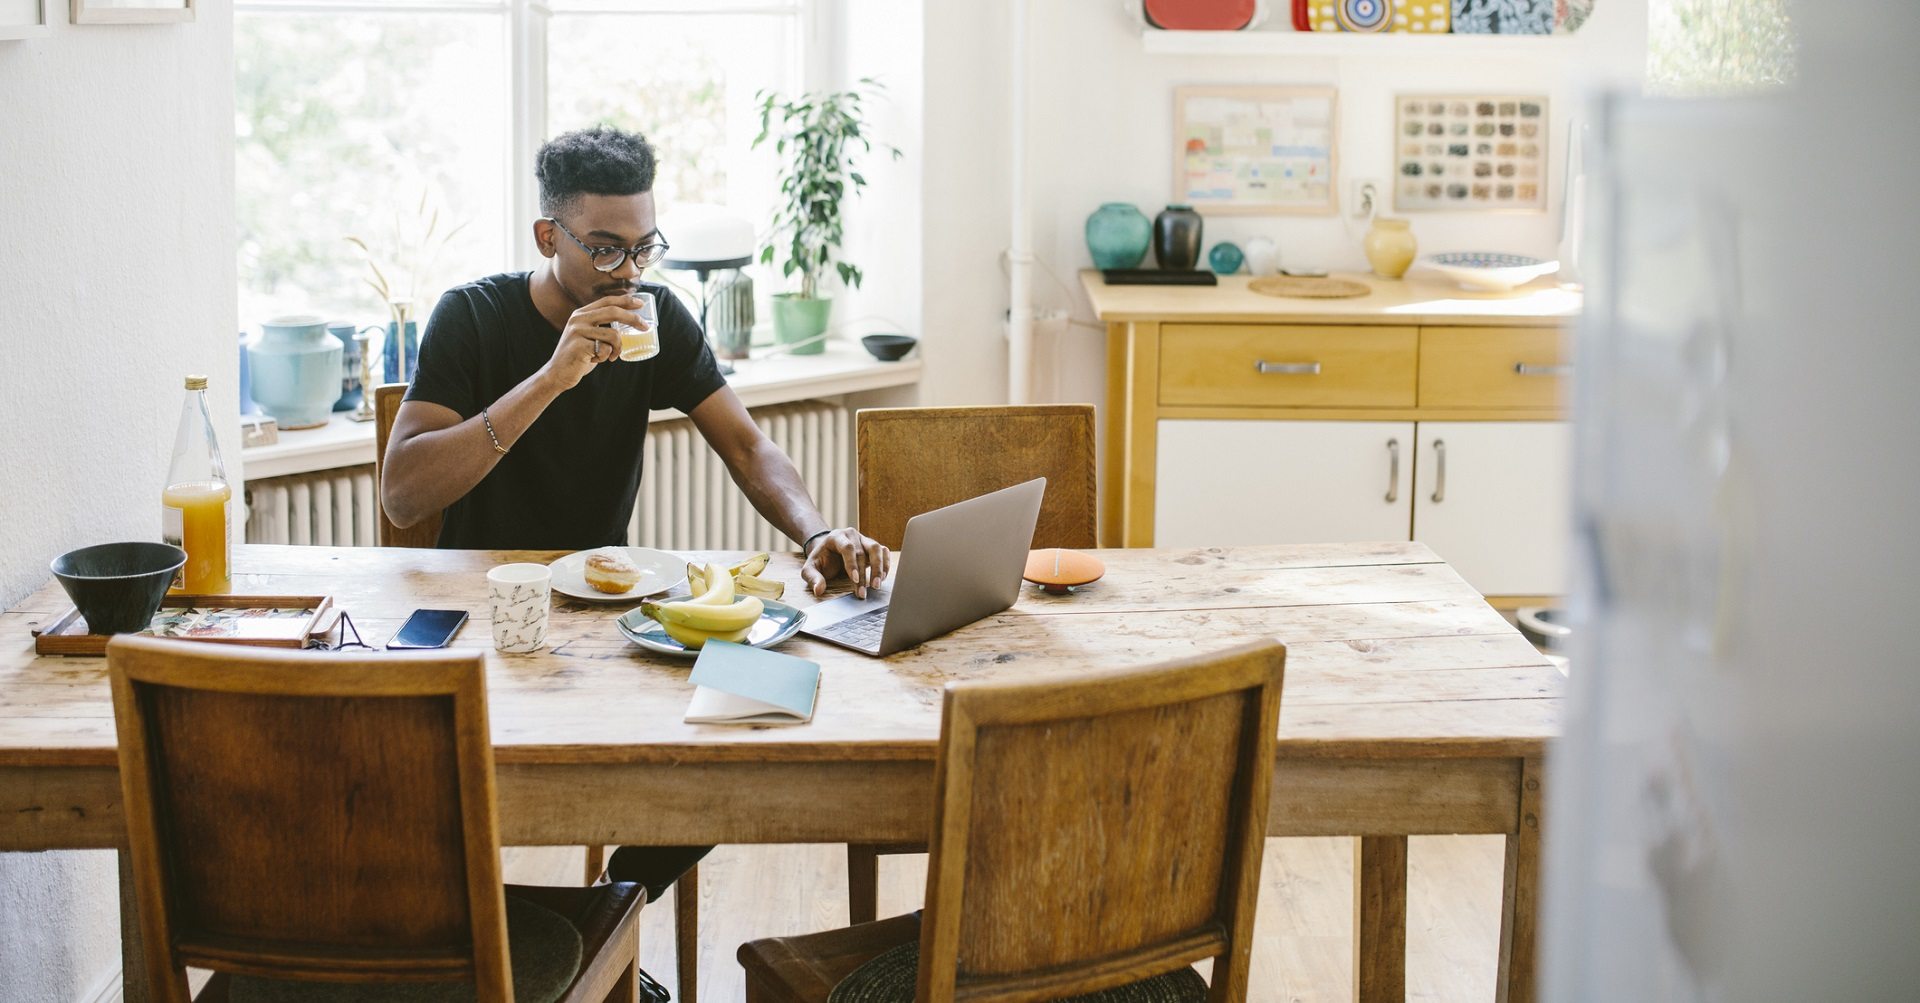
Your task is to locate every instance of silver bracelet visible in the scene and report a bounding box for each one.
[481,409,509,455]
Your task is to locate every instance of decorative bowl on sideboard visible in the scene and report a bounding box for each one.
[1422,252,1561,291]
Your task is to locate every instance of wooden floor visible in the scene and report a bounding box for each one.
[504,835,1507,1003]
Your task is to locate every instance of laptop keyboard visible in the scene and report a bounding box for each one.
[815,607,889,649]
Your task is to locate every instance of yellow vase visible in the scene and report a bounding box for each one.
[1364,217,1418,279]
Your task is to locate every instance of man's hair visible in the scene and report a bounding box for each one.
[535,126,657,218]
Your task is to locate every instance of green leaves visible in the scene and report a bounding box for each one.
[749,79,898,299]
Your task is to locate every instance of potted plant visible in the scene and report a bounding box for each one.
[753,79,900,355]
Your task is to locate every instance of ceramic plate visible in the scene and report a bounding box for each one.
[616,599,807,657]
[548,547,684,603]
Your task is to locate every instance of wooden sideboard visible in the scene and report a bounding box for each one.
[1084,270,1580,608]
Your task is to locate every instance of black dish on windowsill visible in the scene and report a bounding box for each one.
[862,334,918,362]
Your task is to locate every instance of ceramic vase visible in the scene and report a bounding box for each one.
[710,270,756,361]
[248,315,344,430]
[1243,237,1280,276]
[327,322,363,412]
[1208,242,1246,275]
[1153,205,1204,271]
[1085,202,1152,270]
[1364,217,1419,279]
[772,294,831,355]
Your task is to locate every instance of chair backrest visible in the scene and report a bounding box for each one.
[915,639,1286,1003]
[856,405,1097,551]
[108,636,511,1003]
[374,383,444,548]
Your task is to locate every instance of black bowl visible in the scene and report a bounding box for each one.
[861,334,918,362]
[50,542,187,635]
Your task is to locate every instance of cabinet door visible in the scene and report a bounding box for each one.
[1154,420,1415,548]
[1411,421,1570,595]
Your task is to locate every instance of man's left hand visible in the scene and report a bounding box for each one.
[801,528,891,599]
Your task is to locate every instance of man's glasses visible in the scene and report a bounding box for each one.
[545,217,670,272]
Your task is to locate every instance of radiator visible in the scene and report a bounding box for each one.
[243,400,851,551]
[632,400,850,551]
[245,465,378,547]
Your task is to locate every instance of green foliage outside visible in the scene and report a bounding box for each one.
[1648,0,1796,96]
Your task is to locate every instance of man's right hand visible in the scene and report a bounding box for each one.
[542,293,652,391]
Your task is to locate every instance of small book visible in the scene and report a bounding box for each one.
[684,640,821,725]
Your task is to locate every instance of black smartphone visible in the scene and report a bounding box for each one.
[387,609,469,650]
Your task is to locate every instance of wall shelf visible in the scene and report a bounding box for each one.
[1140,29,1581,59]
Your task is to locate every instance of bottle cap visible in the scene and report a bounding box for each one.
[184,374,208,391]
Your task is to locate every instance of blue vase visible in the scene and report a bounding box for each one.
[327,321,364,412]
[237,330,259,416]
[1085,203,1152,270]
[1208,242,1246,275]
[249,315,344,429]
[383,319,419,384]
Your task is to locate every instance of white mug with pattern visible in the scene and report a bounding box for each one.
[488,563,552,653]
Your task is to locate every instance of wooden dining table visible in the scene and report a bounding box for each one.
[0,541,1559,1003]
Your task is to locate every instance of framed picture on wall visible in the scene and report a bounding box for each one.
[1393,93,1550,213]
[71,0,192,25]
[1,0,52,40]
[1173,85,1339,216]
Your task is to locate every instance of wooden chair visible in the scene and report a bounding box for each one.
[374,383,445,549]
[373,382,704,1003]
[740,639,1286,1003]
[855,404,1098,551]
[847,404,1100,924]
[108,636,644,1003]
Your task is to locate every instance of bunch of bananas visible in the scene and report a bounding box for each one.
[640,554,782,650]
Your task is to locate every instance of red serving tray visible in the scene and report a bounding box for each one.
[1143,0,1257,30]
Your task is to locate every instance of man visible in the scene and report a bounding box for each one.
[381,125,890,900]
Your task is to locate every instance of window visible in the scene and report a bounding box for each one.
[234,0,807,328]
[1647,0,1796,96]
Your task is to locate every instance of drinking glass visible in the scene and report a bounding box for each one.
[614,291,660,362]
[488,563,551,653]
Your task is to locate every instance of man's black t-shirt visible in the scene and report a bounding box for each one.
[404,272,727,550]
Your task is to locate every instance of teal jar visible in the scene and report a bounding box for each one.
[248,315,343,430]
[1085,203,1152,270]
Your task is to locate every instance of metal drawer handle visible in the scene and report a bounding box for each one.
[1514,363,1573,377]
[1255,360,1322,375]
[1430,439,1447,503]
[1385,438,1400,503]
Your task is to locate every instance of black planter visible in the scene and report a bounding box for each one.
[1153,205,1204,271]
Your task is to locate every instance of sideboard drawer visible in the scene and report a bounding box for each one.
[1419,327,1570,408]
[1159,325,1418,408]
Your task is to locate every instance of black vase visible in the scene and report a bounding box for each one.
[1153,205,1203,271]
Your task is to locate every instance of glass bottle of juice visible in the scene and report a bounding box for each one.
[163,374,232,594]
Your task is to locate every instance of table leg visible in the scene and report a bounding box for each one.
[1353,835,1407,1003]
[1496,757,1544,1003]
[119,848,151,1003]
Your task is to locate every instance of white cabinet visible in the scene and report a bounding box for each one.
[1155,418,1570,596]
[1155,420,1414,548]
[1412,421,1571,596]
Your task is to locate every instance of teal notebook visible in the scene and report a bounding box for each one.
[684,640,821,725]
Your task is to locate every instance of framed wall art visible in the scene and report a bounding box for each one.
[1,0,51,39]
[1174,85,1339,216]
[1394,93,1549,213]
[72,0,192,25]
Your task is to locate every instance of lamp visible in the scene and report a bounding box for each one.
[660,205,756,365]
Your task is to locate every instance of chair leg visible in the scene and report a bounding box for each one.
[675,864,699,1003]
[846,844,880,926]
[585,844,606,885]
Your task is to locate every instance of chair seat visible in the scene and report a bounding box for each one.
[739,914,1207,1003]
[198,883,644,1003]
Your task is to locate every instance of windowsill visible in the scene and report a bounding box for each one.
[240,339,921,481]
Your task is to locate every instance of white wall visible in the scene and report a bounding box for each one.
[892,1,1645,408]
[0,8,237,1000]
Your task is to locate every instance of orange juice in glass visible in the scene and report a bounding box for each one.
[163,375,232,594]
[614,291,660,362]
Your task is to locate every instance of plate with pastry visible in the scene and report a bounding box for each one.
[548,546,684,603]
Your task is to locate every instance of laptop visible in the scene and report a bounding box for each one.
[800,478,1046,657]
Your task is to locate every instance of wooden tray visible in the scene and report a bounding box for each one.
[31,595,334,657]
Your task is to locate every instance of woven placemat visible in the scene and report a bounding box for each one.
[1249,275,1371,299]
